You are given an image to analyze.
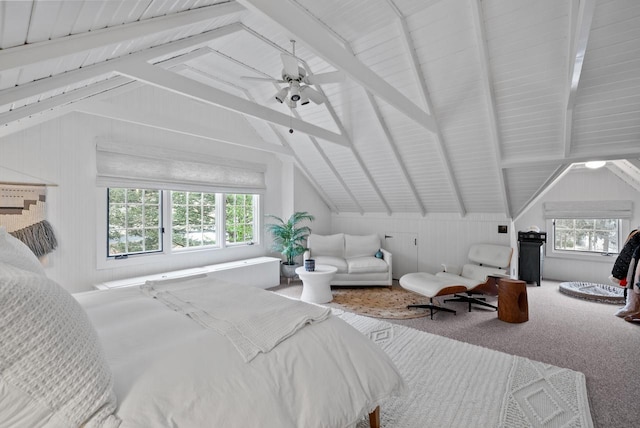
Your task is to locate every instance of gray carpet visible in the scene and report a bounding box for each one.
[272,279,640,428]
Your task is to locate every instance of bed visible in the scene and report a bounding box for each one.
[0,227,405,428]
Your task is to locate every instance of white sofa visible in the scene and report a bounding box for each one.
[303,233,392,286]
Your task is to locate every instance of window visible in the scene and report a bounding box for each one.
[107,188,258,258]
[225,194,254,245]
[553,218,620,255]
[108,188,162,257]
[172,191,217,250]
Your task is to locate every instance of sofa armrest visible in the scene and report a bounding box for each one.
[441,263,462,275]
[380,248,392,265]
[303,250,311,260]
[381,248,393,281]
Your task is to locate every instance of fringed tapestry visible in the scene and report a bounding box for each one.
[0,184,58,258]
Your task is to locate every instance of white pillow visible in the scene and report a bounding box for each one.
[0,262,120,427]
[344,234,380,259]
[307,233,345,258]
[0,226,46,276]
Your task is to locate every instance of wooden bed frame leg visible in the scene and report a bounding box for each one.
[369,406,380,428]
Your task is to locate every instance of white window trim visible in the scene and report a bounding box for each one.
[96,189,262,270]
[544,218,629,263]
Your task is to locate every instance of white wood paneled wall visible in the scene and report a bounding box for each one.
[331,212,512,276]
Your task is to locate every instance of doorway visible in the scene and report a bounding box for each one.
[383,232,418,279]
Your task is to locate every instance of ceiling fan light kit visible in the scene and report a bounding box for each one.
[244,40,342,109]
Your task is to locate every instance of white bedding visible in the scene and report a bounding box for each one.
[75,278,405,428]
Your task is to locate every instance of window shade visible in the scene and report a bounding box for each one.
[96,143,266,194]
[543,200,633,219]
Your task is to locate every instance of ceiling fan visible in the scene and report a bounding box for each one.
[242,40,343,108]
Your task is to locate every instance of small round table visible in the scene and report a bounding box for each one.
[497,279,529,323]
[295,264,337,304]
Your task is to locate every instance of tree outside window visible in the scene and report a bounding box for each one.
[108,188,162,256]
[554,218,619,254]
[225,194,254,245]
[172,191,216,250]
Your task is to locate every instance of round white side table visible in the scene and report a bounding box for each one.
[295,264,337,304]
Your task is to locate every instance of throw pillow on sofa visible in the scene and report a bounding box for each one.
[345,234,380,259]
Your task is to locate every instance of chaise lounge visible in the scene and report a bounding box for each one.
[400,244,513,318]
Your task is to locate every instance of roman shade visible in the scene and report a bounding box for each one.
[96,143,266,194]
[543,201,633,219]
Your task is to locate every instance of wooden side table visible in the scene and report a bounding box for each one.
[497,279,529,323]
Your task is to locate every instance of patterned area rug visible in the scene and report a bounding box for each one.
[338,311,594,428]
[330,286,432,319]
[558,281,625,305]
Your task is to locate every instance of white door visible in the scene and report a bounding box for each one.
[383,232,418,279]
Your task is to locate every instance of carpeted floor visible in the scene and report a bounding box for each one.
[271,278,640,428]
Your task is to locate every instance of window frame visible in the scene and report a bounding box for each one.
[97,188,261,269]
[106,188,164,258]
[545,217,629,263]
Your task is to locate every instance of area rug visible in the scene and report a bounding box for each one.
[330,286,431,319]
[559,281,625,305]
[337,310,594,428]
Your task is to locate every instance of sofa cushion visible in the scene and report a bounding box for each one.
[347,257,388,274]
[307,233,345,258]
[344,234,380,259]
[313,256,348,273]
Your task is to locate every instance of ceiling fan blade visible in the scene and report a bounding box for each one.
[241,76,284,83]
[305,70,344,85]
[281,53,300,77]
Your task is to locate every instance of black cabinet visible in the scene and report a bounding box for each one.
[518,232,546,286]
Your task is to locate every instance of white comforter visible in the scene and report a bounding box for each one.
[75,278,405,428]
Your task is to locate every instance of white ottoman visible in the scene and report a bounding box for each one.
[296,264,337,304]
[399,272,468,319]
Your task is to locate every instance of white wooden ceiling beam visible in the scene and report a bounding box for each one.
[237,0,437,134]
[470,0,511,218]
[0,25,243,112]
[80,100,290,156]
[385,5,465,216]
[0,2,245,73]
[608,160,640,193]
[502,150,640,168]
[0,77,134,128]
[115,61,349,146]
[0,48,211,120]
[563,0,596,158]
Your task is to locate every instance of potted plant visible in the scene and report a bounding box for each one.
[265,211,315,280]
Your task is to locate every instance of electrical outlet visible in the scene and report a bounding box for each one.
[498,225,508,234]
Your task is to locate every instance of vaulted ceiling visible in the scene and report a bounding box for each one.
[1,0,639,217]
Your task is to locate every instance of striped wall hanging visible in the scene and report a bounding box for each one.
[0,184,58,258]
